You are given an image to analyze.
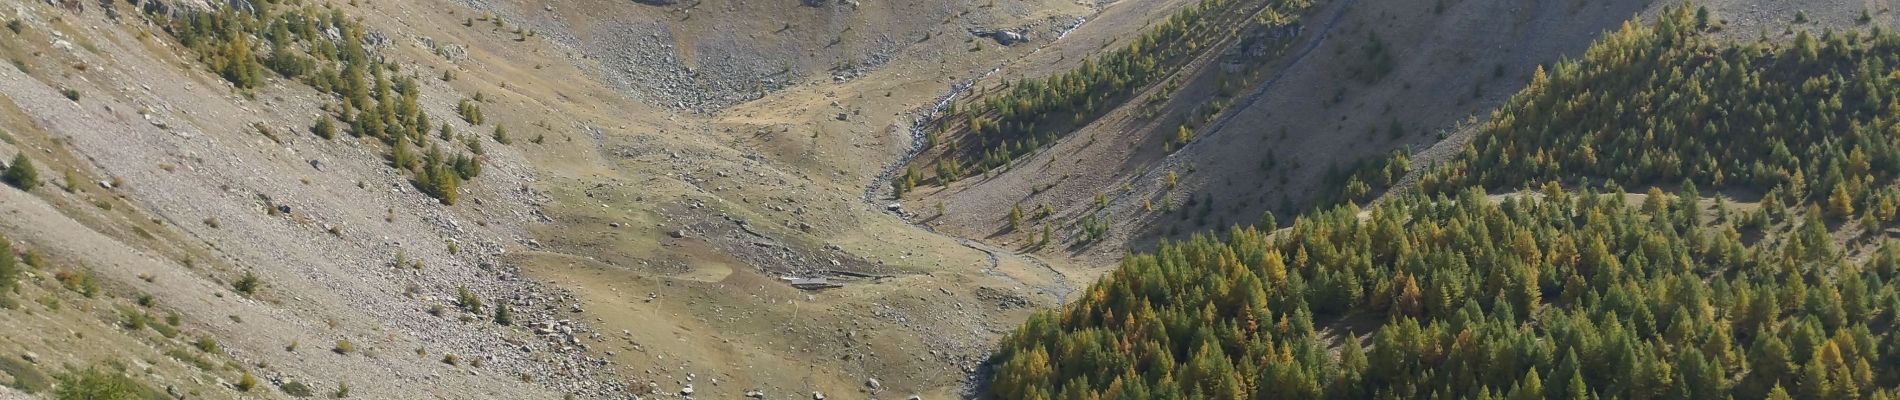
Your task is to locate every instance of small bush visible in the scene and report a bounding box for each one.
[150,320,178,338]
[4,153,41,190]
[455,286,482,314]
[119,308,148,331]
[59,88,79,101]
[195,336,220,353]
[54,270,98,297]
[493,303,513,326]
[0,235,17,293]
[492,125,511,144]
[457,99,484,125]
[313,118,336,139]
[280,380,314,397]
[55,367,156,400]
[236,371,259,392]
[333,339,355,355]
[232,271,260,295]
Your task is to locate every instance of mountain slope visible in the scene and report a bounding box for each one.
[0,0,1126,397]
[984,7,1900,399]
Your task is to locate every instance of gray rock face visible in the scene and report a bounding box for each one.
[991,31,1025,45]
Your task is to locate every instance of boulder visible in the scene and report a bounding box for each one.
[992,31,1026,45]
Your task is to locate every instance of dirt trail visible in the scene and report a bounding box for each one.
[855,9,1109,306]
[965,238,1074,302]
[862,16,1091,206]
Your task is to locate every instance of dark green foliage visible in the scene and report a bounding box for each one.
[1077,213,1110,243]
[929,0,1305,177]
[4,153,40,191]
[455,286,482,314]
[458,99,484,125]
[493,302,513,326]
[54,367,159,400]
[1422,8,1900,209]
[0,234,16,294]
[0,355,51,393]
[989,8,1900,400]
[280,380,314,397]
[165,7,266,88]
[232,270,260,295]
[237,371,258,392]
[195,336,219,353]
[416,147,463,205]
[993,184,1900,399]
[149,3,480,206]
[1319,150,1410,207]
[893,166,920,198]
[313,117,335,139]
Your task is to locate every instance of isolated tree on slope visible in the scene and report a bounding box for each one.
[4,153,40,191]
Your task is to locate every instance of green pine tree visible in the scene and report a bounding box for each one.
[4,154,40,191]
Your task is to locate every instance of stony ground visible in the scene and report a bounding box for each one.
[5,0,1885,398]
[903,0,1900,268]
[0,0,1099,397]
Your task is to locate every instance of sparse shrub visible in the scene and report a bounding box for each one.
[493,303,513,326]
[195,336,220,353]
[120,307,148,331]
[55,270,98,297]
[59,88,79,101]
[334,382,350,398]
[55,367,154,400]
[455,286,482,314]
[458,99,484,125]
[0,235,17,294]
[493,125,511,144]
[332,339,355,354]
[1008,205,1023,231]
[314,118,336,139]
[232,271,261,295]
[280,380,314,397]
[440,354,460,366]
[4,153,41,190]
[236,371,259,392]
[149,317,179,338]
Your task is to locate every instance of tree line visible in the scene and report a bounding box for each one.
[897,0,1309,197]
[152,0,488,205]
[988,7,1900,400]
